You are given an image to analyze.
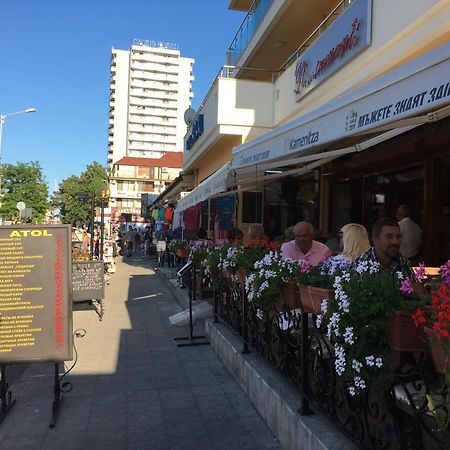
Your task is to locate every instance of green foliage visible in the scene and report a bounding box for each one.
[204,245,229,288]
[322,265,417,394]
[51,162,107,225]
[245,251,301,310]
[168,240,188,253]
[0,161,49,223]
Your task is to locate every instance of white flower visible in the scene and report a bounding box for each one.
[348,386,356,396]
[343,327,355,345]
[365,356,375,367]
[316,314,323,328]
[334,344,346,376]
[351,359,362,373]
[375,357,383,368]
[320,299,328,314]
[354,376,366,390]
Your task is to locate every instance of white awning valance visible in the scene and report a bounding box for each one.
[231,41,450,170]
[175,163,231,213]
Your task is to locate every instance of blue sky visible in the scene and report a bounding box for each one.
[0,0,244,193]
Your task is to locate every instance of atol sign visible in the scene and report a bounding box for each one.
[294,0,372,102]
[185,114,204,151]
[0,225,73,363]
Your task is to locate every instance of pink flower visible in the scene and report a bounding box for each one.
[299,260,311,273]
[441,260,450,287]
[400,278,414,294]
[414,262,426,283]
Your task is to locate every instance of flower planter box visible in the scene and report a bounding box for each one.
[235,268,247,285]
[424,327,449,375]
[385,311,427,352]
[298,284,334,314]
[276,281,301,309]
[176,248,189,258]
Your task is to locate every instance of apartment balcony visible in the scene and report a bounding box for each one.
[229,0,254,11]
[129,115,177,127]
[129,131,177,142]
[129,88,178,101]
[130,78,178,92]
[131,53,179,66]
[183,65,275,173]
[131,70,178,83]
[129,140,176,152]
[129,97,177,110]
[228,0,341,74]
[128,122,177,134]
[129,106,178,118]
[130,61,179,75]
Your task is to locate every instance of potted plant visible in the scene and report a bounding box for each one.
[317,259,421,397]
[245,251,302,311]
[168,240,189,258]
[412,260,450,376]
[203,244,229,289]
[296,259,349,314]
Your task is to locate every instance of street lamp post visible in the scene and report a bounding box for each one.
[99,188,110,261]
[0,108,37,223]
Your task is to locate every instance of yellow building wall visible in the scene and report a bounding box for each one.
[196,135,242,183]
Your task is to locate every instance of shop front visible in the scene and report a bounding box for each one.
[229,41,450,263]
[328,116,450,264]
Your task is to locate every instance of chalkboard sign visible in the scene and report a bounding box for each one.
[0,225,73,363]
[72,261,104,302]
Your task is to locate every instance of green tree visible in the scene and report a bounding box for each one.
[52,162,108,226]
[0,161,49,223]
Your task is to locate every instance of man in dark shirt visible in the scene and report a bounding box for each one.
[354,217,415,280]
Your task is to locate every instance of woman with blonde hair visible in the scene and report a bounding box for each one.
[338,223,371,261]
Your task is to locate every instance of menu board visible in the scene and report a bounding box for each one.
[0,225,73,363]
[72,261,104,302]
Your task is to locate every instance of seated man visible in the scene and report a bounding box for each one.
[354,217,415,280]
[281,221,330,265]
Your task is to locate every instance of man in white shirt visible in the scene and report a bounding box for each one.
[396,204,422,261]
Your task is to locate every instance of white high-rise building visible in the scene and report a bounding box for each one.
[108,40,195,167]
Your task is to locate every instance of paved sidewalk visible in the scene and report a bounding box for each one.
[0,255,282,450]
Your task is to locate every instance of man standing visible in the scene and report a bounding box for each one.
[396,204,422,262]
[281,221,330,265]
[354,217,415,279]
[125,225,136,257]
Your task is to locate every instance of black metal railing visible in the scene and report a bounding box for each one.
[214,277,449,450]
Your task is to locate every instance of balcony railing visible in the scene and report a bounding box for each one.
[228,0,274,66]
[279,0,352,74]
[184,64,276,140]
[212,276,450,450]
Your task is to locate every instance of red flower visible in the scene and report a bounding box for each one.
[412,307,427,327]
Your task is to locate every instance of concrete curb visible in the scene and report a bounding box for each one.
[205,319,357,450]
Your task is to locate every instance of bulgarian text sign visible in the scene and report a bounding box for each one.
[72,261,104,302]
[294,0,372,101]
[0,225,73,363]
[232,45,450,169]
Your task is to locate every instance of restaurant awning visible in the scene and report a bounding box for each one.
[150,172,195,210]
[231,41,450,171]
[175,163,231,213]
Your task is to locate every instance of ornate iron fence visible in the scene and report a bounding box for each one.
[213,277,449,450]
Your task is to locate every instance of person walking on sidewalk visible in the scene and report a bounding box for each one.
[125,225,136,257]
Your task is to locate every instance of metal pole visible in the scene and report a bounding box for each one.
[90,191,95,259]
[100,200,104,260]
[0,116,4,198]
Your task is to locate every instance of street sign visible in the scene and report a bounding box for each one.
[16,201,26,211]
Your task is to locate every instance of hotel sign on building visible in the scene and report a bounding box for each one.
[294,0,372,102]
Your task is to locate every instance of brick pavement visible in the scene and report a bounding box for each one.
[0,255,282,450]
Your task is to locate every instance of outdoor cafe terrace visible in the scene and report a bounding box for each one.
[170,239,450,450]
